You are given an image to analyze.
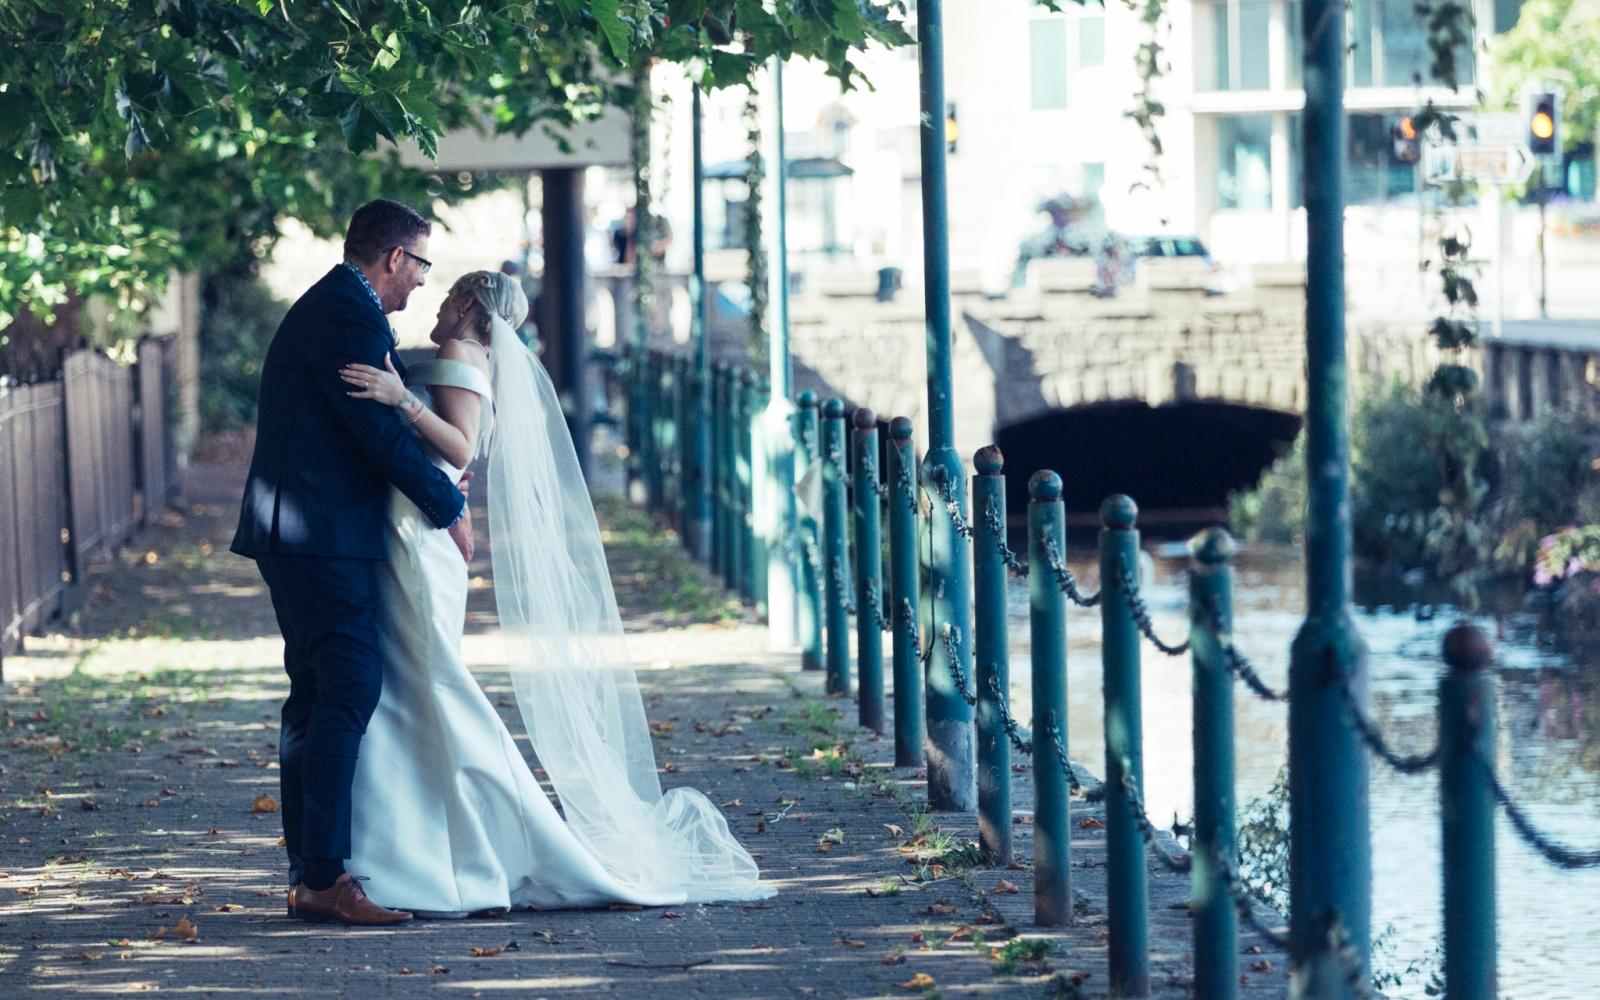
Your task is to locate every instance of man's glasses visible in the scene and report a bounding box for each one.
[388,246,433,275]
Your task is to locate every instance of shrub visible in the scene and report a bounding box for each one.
[199,272,288,432]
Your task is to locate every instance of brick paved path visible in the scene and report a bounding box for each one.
[0,460,1289,998]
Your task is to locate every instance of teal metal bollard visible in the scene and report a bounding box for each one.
[676,356,694,541]
[795,391,823,671]
[1029,470,1070,926]
[887,417,924,767]
[973,445,1012,865]
[725,364,741,582]
[643,352,661,510]
[820,398,851,697]
[751,378,771,616]
[738,371,759,606]
[726,368,745,597]
[1189,528,1239,1000]
[853,408,885,732]
[1100,495,1150,996]
[710,363,727,577]
[1440,625,1496,1000]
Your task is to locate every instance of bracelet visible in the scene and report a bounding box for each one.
[400,392,424,422]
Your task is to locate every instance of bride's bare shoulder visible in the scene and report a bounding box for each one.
[435,337,491,376]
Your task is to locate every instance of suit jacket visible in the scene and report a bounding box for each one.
[231,265,465,560]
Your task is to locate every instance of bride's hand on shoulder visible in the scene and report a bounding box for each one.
[341,355,407,406]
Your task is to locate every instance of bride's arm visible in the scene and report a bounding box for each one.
[339,342,486,468]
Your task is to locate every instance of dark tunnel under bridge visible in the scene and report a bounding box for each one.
[993,401,1303,534]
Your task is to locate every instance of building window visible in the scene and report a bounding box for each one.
[1217,115,1275,210]
[1283,112,1419,207]
[1346,0,1475,89]
[1029,19,1069,109]
[1079,14,1105,70]
[1082,161,1105,202]
[1208,0,1273,91]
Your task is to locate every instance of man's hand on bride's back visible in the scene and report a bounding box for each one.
[448,505,474,563]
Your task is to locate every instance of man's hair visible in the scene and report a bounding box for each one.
[343,199,431,265]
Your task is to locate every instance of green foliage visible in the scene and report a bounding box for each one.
[1236,766,1289,912]
[0,1,911,328]
[198,272,289,432]
[1228,431,1305,545]
[1492,0,1600,152]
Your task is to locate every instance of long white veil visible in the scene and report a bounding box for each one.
[484,315,774,902]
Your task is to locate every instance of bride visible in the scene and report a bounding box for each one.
[335,270,773,916]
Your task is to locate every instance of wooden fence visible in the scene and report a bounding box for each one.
[0,338,181,676]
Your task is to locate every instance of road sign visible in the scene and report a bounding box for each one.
[1421,111,1536,186]
[1423,143,1535,185]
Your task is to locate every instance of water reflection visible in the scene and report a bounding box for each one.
[1002,543,1600,999]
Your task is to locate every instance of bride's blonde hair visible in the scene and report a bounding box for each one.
[449,271,530,344]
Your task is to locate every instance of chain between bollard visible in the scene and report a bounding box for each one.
[981,496,1029,577]
[1041,534,1101,607]
[1041,713,1086,794]
[895,459,917,513]
[1200,595,1287,702]
[1115,763,1192,874]
[985,669,1033,754]
[1206,837,1291,950]
[830,555,857,615]
[1325,913,1383,1000]
[864,580,892,632]
[940,623,977,707]
[1336,675,1439,775]
[1481,753,1600,868]
[929,467,974,540]
[802,532,824,589]
[1114,556,1189,656]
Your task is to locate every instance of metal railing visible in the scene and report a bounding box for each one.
[626,359,1600,1000]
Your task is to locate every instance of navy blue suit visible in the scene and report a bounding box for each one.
[232,264,464,876]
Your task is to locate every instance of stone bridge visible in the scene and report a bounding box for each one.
[599,260,1600,513]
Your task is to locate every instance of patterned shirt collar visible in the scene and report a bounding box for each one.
[340,262,394,343]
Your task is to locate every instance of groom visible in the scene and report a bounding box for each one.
[232,199,472,925]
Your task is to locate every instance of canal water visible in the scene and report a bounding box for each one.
[1001,543,1600,999]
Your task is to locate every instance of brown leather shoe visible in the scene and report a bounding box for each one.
[287,874,413,926]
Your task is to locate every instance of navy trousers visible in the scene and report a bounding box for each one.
[255,555,384,882]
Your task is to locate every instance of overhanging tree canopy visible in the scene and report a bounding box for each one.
[0,0,911,329]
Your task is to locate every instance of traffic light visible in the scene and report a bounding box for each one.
[1391,115,1420,165]
[944,102,958,155]
[1526,91,1559,156]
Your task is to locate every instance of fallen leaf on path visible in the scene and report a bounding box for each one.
[820,827,845,844]
[992,880,1021,894]
[838,938,866,949]
[214,903,244,912]
[67,951,104,961]
[1078,816,1104,829]
[909,931,924,943]
[948,926,974,941]
[661,911,683,919]
[469,945,505,957]
[148,916,199,942]
[428,966,449,975]
[882,951,906,965]
[740,903,774,910]
[250,795,278,814]
[896,973,937,990]
[882,823,903,837]
[1251,959,1273,973]
[608,903,644,911]
[923,904,955,915]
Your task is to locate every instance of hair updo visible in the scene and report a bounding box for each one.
[448,271,530,344]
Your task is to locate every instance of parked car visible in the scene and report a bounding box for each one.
[1109,234,1229,296]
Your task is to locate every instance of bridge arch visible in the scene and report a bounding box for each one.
[994,400,1302,527]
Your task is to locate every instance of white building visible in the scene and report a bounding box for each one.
[654,0,1549,310]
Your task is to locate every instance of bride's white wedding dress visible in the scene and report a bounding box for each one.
[347,348,771,914]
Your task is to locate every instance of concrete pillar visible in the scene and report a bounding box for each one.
[540,167,591,475]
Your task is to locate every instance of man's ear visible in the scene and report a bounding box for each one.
[383,246,405,274]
